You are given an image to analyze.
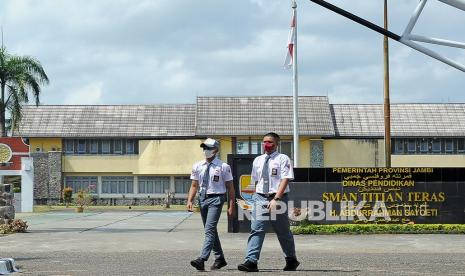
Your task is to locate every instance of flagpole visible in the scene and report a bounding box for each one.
[383,0,392,168]
[292,0,299,167]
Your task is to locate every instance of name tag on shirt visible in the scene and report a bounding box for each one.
[271,168,278,176]
[213,175,220,182]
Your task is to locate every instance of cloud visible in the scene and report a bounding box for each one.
[64,82,103,105]
[0,0,464,105]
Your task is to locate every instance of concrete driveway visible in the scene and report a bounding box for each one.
[1,211,465,275]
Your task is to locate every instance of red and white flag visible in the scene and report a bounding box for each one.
[284,10,296,69]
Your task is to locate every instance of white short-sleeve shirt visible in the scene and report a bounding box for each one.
[251,151,294,194]
[190,158,233,194]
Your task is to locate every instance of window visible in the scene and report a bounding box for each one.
[280,141,293,159]
[65,140,74,154]
[114,140,122,154]
[138,176,170,194]
[102,140,111,154]
[126,140,135,154]
[407,139,416,153]
[64,139,138,155]
[420,139,429,153]
[90,140,98,154]
[235,140,263,154]
[458,139,465,153]
[101,176,133,194]
[236,140,249,154]
[394,139,404,154]
[65,176,97,193]
[77,139,86,154]
[432,139,441,153]
[445,139,454,153]
[175,176,191,194]
[393,138,465,155]
[250,141,263,154]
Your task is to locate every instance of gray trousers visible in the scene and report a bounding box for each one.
[199,194,226,261]
[245,193,296,263]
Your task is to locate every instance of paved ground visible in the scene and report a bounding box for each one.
[1,211,465,275]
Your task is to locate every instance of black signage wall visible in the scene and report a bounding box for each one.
[228,158,465,232]
[290,168,465,224]
[227,154,258,233]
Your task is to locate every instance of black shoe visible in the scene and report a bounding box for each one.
[211,258,227,270]
[283,257,300,271]
[238,260,259,272]
[190,258,205,271]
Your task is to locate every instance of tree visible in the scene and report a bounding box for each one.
[0,46,49,136]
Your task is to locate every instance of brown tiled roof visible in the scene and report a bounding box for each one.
[195,96,335,136]
[17,105,196,137]
[331,103,465,137]
[17,99,465,138]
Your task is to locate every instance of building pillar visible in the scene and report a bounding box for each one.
[20,157,34,212]
[133,176,138,194]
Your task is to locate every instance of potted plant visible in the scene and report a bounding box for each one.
[63,187,73,208]
[74,189,92,213]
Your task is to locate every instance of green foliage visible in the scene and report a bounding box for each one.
[292,224,465,235]
[13,186,21,193]
[0,219,28,234]
[0,46,49,136]
[74,189,93,208]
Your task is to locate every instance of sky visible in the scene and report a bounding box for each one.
[0,0,464,105]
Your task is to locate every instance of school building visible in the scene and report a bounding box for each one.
[15,96,465,204]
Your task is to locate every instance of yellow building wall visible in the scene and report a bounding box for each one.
[29,138,62,152]
[324,139,465,168]
[299,138,310,167]
[324,139,385,167]
[392,155,465,167]
[65,172,135,176]
[38,137,465,174]
[135,139,204,175]
[63,155,138,173]
[64,139,204,175]
[217,137,232,161]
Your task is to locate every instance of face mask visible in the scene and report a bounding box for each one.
[204,149,215,158]
[263,141,274,152]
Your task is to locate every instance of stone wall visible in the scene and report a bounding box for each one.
[0,185,14,223]
[31,152,62,205]
[310,140,324,168]
[48,152,62,200]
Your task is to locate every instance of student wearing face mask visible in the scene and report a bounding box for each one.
[238,132,299,272]
[187,138,235,271]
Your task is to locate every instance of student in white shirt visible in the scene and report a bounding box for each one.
[187,138,235,271]
[238,132,300,272]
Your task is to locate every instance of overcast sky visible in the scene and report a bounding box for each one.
[1,0,464,105]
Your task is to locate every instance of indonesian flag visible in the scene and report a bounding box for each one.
[284,10,296,69]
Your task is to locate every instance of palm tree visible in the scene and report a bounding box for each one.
[0,46,49,136]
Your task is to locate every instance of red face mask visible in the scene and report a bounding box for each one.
[263,141,274,152]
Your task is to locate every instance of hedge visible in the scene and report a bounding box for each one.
[291,224,465,235]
